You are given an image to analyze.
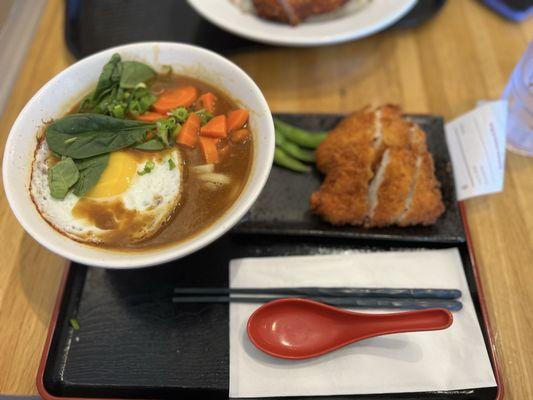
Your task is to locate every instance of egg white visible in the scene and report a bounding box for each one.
[30,141,183,245]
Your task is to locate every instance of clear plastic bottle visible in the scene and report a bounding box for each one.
[503,40,533,156]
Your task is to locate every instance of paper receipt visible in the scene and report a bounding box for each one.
[445,100,507,200]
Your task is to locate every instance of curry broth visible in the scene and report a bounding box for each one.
[66,74,253,250]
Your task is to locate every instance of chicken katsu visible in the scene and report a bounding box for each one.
[252,0,348,25]
[310,105,445,227]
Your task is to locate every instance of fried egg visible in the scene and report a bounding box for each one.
[30,141,183,246]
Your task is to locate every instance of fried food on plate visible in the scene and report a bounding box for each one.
[252,0,348,25]
[310,142,374,225]
[311,105,445,227]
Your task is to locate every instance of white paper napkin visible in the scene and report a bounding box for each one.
[229,248,496,398]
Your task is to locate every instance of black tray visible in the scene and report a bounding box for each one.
[237,114,464,244]
[39,236,500,399]
[37,114,502,399]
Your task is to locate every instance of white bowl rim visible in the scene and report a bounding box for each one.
[3,41,274,269]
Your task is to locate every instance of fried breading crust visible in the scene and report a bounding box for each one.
[315,106,375,173]
[310,142,374,225]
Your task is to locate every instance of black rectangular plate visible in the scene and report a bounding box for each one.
[42,236,497,399]
[236,113,464,244]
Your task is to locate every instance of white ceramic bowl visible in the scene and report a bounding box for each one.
[3,42,274,268]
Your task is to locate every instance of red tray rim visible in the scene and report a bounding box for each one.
[35,201,504,400]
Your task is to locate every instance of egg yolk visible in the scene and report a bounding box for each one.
[85,151,138,198]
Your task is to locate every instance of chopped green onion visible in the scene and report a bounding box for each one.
[169,107,189,123]
[111,104,125,119]
[168,158,176,170]
[138,160,155,176]
[70,318,80,330]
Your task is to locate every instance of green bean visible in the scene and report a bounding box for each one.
[274,118,328,149]
[274,147,310,173]
[275,129,316,162]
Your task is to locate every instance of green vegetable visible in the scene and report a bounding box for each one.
[138,160,155,176]
[46,114,155,158]
[120,61,156,89]
[275,129,316,162]
[168,158,176,170]
[155,117,177,147]
[195,109,213,125]
[111,104,125,119]
[91,53,122,107]
[72,154,110,197]
[79,54,157,118]
[274,147,310,173]
[135,138,165,151]
[274,118,327,149]
[169,107,189,123]
[48,157,80,199]
[70,318,80,330]
[128,87,157,116]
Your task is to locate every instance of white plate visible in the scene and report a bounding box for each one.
[187,0,417,46]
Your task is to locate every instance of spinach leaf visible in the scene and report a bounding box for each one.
[72,153,110,197]
[135,138,165,151]
[120,61,156,89]
[91,54,122,108]
[48,157,79,200]
[46,114,156,158]
[95,55,122,97]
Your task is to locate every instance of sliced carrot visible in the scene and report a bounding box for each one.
[200,115,227,138]
[135,112,165,122]
[177,113,201,148]
[227,109,249,132]
[199,137,219,164]
[230,128,250,144]
[196,92,217,114]
[153,86,199,113]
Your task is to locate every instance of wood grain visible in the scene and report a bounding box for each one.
[0,0,531,396]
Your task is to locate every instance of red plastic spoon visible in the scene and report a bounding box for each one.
[247,298,453,359]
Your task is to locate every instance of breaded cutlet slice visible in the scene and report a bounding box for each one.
[397,152,445,226]
[408,122,428,154]
[310,142,374,225]
[253,0,348,25]
[371,105,412,166]
[366,148,417,227]
[315,106,374,173]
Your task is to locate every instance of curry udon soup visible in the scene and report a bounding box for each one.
[30,54,253,250]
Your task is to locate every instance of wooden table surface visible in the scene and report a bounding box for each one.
[0,0,531,397]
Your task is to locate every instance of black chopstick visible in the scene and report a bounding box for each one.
[171,295,463,311]
[173,287,462,300]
